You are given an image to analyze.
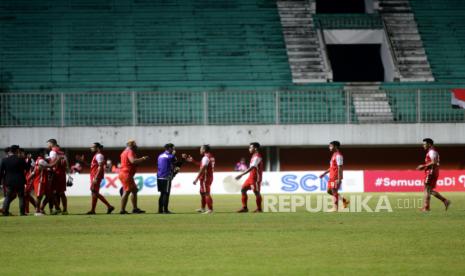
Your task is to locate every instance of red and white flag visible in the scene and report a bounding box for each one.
[451,89,465,109]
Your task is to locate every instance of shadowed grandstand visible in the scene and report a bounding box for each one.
[410,0,465,83]
[0,0,294,93]
[0,0,464,127]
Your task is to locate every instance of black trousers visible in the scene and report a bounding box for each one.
[157,179,172,213]
[2,185,25,215]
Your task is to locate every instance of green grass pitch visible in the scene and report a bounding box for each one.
[1,193,465,275]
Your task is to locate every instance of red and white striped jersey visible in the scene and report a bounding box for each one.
[248,152,263,183]
[329,152,343,182]
[199,152,215,182]
[425,147,439,176]
[90,153,105,181]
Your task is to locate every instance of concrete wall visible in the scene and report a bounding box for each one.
[1,123,464,148]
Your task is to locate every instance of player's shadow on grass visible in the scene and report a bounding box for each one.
[74,210,249,216]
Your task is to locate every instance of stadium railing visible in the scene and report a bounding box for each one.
[0,89,463,126]
[313,14,384,30]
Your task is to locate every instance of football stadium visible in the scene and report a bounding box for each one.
[1,0,465,274]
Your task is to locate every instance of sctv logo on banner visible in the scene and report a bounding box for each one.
[261,171,364,194]
[281,173,328,192]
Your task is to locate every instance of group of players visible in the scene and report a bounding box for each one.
[0,137,451,216]
[0,139,70,216]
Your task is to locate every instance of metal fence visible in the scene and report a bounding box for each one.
[313,14,384,30]
[0,89,463,127]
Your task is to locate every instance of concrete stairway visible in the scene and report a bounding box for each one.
[379,0,434,81]
[345,83,394,123]
[277,0,329,83]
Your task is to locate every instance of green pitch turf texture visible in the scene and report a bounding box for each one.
[1,193,464,275]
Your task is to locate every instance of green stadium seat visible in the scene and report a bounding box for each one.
[410,0,465,82]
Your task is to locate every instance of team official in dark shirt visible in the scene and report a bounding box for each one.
[0,145,30,216]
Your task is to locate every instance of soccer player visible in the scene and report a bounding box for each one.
[29,149,61,216]
[119,140,148,214]
[47,139,70,215]
[86,142,114,215]
[416,138,450,212]
[319,141,349,212]
[22,149,37,214]
[235,142,263,213]
[188,145,215,214]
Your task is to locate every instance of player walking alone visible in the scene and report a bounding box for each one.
[416,138,450,212]
[319,141,349,212]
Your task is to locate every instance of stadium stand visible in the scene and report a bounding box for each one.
[277,0,329,83]
[0,0,293,92]
[379,0,434,82]
[0,0,464,127]
[409,0,465,83]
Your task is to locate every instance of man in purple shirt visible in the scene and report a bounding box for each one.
[157,143,186,214]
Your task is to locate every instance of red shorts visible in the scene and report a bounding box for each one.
[52,173,67,193]
[34,181,49,197]
[119,174,137,192]
[425,174,438,189]
[90,177,103,193]
[328,179,341,190]
[25,180,34,193]
[242,178,261,192]
[199,178,213,194]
